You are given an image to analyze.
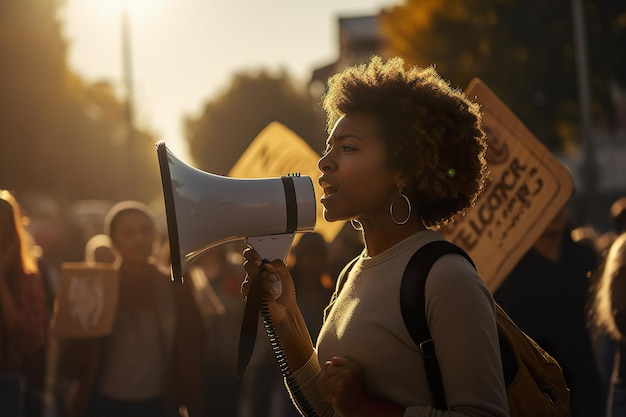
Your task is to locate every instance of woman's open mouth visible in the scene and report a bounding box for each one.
[319,179,337,204]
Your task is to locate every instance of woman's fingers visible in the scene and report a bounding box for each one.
[240,276,250,297]
[242,247,262,267]
[322,357,351,379]
[329,356,350,366]
[240,262,281,300]
[241,249,295,304]
[317,356,367,415]
[241,248,262,300]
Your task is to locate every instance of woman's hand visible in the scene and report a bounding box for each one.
[317,357,404,417]
[241,247,315,370]
[317,356,368,417]
[241,247,298,325]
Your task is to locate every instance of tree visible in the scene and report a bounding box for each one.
[185,70,326,175]
[381,0,626,153]
[0,0,161,203]
[0,0,68,190]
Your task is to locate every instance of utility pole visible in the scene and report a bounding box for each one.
[572,0,599,225]
[121,7,137,199]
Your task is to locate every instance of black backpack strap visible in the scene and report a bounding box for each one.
[401,240,475,410]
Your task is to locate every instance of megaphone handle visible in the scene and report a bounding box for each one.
[234,266,320,417]
[245,234,296,299]
[236,234,294,379]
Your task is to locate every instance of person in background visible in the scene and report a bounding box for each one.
[326,224,364,287]
[591,231,626,417]
[186,244,246,417]
[44,231,118,417]
[593,197,626,262]
[0,190,48,417]
[241,56,508,417]
[288,232,333,342]
[83,233,115,265]
[601,198,626,261]
[59,201,207,417]
[494,205,604,417]
[589,196,626,417]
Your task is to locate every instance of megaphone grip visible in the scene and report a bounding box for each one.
[235,266,320,417]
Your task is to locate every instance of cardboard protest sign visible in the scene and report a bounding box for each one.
[229,121,345,243]
[440,79,574,292]
[50,262,119,338]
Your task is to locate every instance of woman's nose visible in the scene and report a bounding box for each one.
[318,152,333,172]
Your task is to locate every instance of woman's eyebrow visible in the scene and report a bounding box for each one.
[325,132,363,148]
[335,133,363,141]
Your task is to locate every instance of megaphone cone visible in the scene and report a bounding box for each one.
[156,141,316,286]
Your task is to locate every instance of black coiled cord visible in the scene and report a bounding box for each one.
[260,301,319,417]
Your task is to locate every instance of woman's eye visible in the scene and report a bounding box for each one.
[322,143,357,154]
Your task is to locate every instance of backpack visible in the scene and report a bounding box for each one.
[330,240,571,417]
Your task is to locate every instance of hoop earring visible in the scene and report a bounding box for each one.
[390,187,411,225]
[350,220,364,231]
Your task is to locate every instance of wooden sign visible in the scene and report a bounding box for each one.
[440,79,574,292]
[50,262,119,338]
[229,121,345,243]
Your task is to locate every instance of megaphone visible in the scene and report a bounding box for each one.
[156,141,317,292]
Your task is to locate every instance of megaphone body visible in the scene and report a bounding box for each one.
[156,141,317,293]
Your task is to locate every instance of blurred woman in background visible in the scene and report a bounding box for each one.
[591,231,626,417]
[0,190,48,417]
[60,200,207,417]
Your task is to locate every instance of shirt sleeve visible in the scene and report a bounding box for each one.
[286,350,335,417]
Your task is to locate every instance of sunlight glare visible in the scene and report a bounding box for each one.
[84,0,163,21]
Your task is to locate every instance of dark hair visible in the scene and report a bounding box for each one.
[322,56,488,228]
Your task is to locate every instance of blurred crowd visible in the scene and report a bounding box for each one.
[0,190,361,417]
[2,187,626,417]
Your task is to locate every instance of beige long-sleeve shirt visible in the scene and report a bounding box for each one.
[289,230,509,417]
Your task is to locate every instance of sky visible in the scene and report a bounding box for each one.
[59,0,401,162]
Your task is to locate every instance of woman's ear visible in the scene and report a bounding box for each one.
[394,171,412,189]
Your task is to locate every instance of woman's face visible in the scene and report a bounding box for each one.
[110,210,155,264]
[318,112,400,224]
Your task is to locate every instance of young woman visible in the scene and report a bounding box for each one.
[0,190,47,417]
[242,56,508,417]
[60,201,207,417]
[591,231,626,417]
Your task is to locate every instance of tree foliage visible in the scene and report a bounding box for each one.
[381,0,626,153]
[0,0,161,204]
[186,70,326,176]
